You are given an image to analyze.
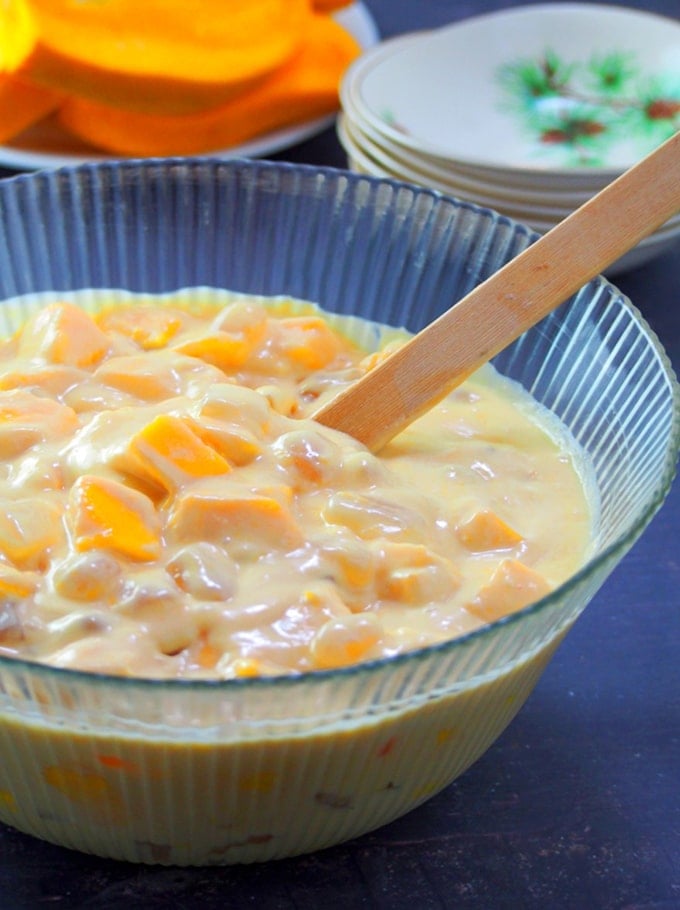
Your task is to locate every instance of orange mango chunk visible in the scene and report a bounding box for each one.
[0,389,79,458]
[170,485,303,555]
[69,474,161,562]
[456,510,523,552]
[467,559,552,624]
[125,415,232,494]
[94,350,225,401]
[52,551,121,602]
[0,564,39,599]
[311,614,382,670]
[17,302,110,368]
[377,543,461,604]
[173,331,254,371]
[199,383,272,434]
[188,419,261,467]
[0,498,64,570]
[0,363,87,398]
[212,299,268,338]
[318,535,376,592]
[277,316,345,371]
[55,12,359,154]
[96,305,186,350]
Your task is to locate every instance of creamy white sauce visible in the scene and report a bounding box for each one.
[0,290,594,679]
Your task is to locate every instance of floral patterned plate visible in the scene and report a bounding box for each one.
[354,3,680,175]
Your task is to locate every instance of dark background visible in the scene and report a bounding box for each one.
[1,2,679,907]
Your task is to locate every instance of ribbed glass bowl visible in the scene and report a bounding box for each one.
[0,159,677,866]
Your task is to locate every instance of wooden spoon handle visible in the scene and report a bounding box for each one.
[315,130,680,451]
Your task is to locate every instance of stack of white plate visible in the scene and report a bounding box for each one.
[338,3,680,275]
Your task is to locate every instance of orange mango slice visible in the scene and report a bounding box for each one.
[69,474,161,562]
[56,13,361,155]
[9,0,311,115]
[124,415,232,495]
[0,73,62,143]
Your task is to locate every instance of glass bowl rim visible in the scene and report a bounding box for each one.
[0,155,677,697]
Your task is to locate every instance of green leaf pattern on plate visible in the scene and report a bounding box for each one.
[496,48,680,166]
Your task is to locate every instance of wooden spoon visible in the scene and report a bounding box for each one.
[314,130,680,451]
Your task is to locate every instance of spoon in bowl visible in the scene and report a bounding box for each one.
[314,130,680,451]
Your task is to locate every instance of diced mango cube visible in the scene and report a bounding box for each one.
[69,474,161,562]
[277,316,345,371]
[323,491,424,541]
[94,350,225,401]
[52,552,122,602]
[377,543,461,604]
[0,499,65,570]
[173,331,254,371]
[272,429,342,486]
[0,564,39,599]
[319,537,376,591]
[467,559,551,623]
[311,614,382,669]
[211,299,268,339]
[17,303,110,368]
[199,383,272,433]
[189,419,261,466]
[166,542,237,601]
[0,363,87,398]
[124,414,232,494]
[169,484,303,556]
[456,510,523,552]
[0,389,79,458]
[96,305,185,350]
[380,564,459,604]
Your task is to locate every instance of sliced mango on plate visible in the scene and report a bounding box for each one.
[7,0,311,115]
[56,13,361,155]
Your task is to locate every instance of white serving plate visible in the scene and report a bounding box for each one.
[337,115,680,277]
[340,114,601,209]
[354,3,680,175]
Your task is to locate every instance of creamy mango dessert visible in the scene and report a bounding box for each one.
[0,289,593,679]
[0,288,596,864]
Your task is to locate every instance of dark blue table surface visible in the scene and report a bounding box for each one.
[1,3,678,908]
